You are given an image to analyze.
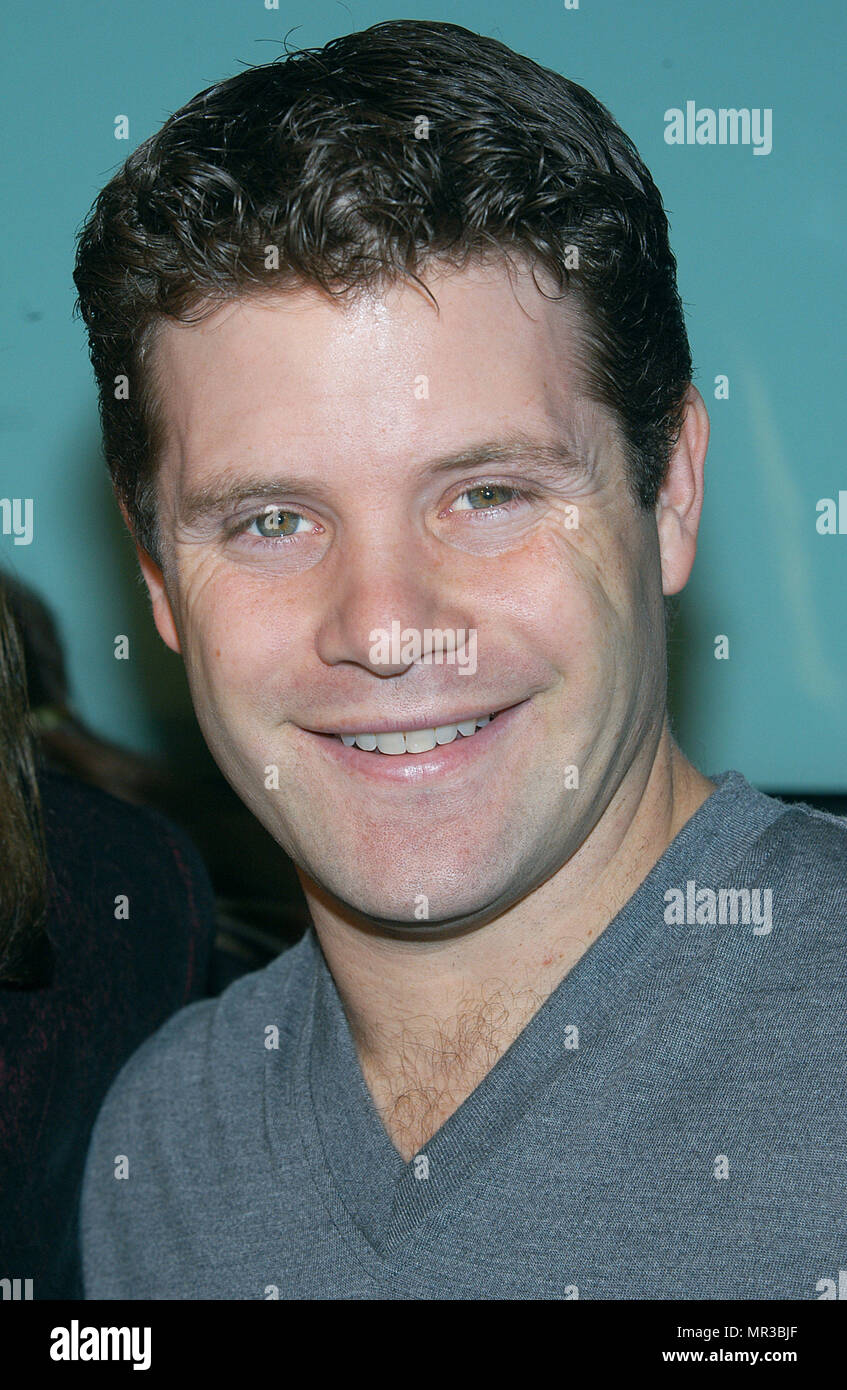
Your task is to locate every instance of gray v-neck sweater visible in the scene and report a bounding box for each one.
[80,772,847,1299]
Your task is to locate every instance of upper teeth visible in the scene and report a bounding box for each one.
[340,713,493,754]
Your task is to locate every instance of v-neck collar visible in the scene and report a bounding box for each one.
[278,770,785,1268]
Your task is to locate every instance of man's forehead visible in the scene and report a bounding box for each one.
[151,256,584,382]
[147,262,613,488]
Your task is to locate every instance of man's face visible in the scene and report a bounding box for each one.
[144,261,670,929]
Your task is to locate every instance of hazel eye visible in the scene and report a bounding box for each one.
[451,483,520,511]
[250,507,311,538]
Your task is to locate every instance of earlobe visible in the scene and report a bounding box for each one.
[116,499,182,654]
[135,544,182,654]
[655,385,709,596]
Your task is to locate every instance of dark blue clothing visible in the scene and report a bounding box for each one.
[0,771,215,1298]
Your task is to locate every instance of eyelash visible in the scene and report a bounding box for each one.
[442,482,539,516]
[226,512,317,546]
[227,481,539,545]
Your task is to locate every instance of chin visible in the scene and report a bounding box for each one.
[315,865,525,938]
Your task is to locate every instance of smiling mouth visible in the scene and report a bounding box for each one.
[305,706,514,761]
[318,709,503,755]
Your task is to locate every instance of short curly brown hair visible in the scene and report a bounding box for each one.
[73,19,692,564]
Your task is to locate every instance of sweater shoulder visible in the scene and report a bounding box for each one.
[85,932,313,1143]
[753,797,847,922]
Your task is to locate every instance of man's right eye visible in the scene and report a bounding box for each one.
[245,507,313,539]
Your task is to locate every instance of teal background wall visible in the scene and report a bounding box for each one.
[1,0,844,788]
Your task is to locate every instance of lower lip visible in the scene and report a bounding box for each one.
[303,702,528,785]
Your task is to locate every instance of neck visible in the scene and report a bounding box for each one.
[302,722,714,1159]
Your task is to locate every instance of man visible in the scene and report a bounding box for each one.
[74,20,846,1299]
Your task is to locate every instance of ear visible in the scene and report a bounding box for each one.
[118,501,182,654]
[655,384,709,596]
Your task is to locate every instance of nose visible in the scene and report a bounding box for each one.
[314,530,456,677]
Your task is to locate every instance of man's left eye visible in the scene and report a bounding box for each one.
[451,484,520,511]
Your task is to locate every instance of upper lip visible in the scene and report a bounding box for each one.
[303,699,523,738]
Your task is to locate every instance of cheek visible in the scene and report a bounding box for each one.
[176,570,291,726]
[495,526,625,678]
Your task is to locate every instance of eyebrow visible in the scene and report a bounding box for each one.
[176,431,591,529]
